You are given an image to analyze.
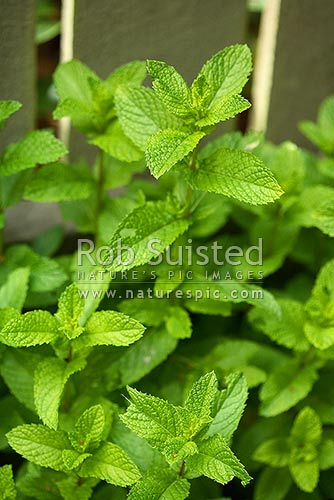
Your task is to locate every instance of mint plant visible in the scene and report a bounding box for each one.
[299,95,334,156]
[253,406,334,496]
[121,372,251,496]
[116,45,283,205]
[1,44,334,500]
[0,100,67,256]
[7,404,142,492]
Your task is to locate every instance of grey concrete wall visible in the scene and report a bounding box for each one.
[0,0,36,149]
[267,0,334,146]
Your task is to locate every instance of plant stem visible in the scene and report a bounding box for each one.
[184,148,198,216]
[185,184,193,214]
[299,346,317,368]
[63,346,73,413]
[189,147,198,170]
[179,461,186,477]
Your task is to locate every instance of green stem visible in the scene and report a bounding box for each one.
[184,148,198,216]
[185,184,193,213]
[299,346,317,368]
[179,461,186,477]
[63,347,73,413]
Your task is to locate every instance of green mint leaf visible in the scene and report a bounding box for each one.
[122,375,231,465]
[184,296,232,317]
[54,60,144,138]
[188,148,283,205]
[6,424,72,471]
[75,268,111,327]
[64,356,87,380]
[163,438,198,464]
[34,358,67,430]
[299,120,326,152]
[0,308,20,330]
[146,129,204,178]
[254,467,292,500]
[0,396,25,451]
[106,60,146,93]
[318,157,334,179]
[0,465,16,500]
[289,428,320,493]
[0,131,67,177]
[290,407,322,448]
[165,306,192,339]
[147,60,192,117]
[289,460,319,493]
[304,258,334,350]
[55,283,85,340]
[206,373,248,441]
[79,442,141,486]
[299,96,334,155]
[23,163,94,202]
[56,475,96,500]
[34,356,86,430]
[291,186,334,237]
[15,462,67,499]
[115,86,181,150]
[119,297,170,327]
[0,100,21,129]
[0,169,31,209]
[186,434,251,486]
[100,157,145,190]
[53,59,100,130]
[202,338,283,389]
[110,419,166,474]
[77,310,145,347]
[32,224,64,258]
[90,121,143,162]
[154,264,187,295]
[69,405,105,453]
[6,244,67,294]
[259,360,318,417]
[253,438,290,467]
[53,96,93,125]
[0,310,58,347]
[121,387,182,450]
[128,468,190,500]
[106,200,190,271]
[105,327,178,391]
[0,350,42,411]
[268,141,305,194]
[248,298,310,352]
[62,449,92,471]
[196,44,252,107]
[181,276,280,316]
[190,74,213,112]
[318,95,334,134]
[196,95,250,127]
[0,267,29,311]
[198,129,263,161]
[54,59,99,106]
[319,439,334,470]
[184,371,217,422]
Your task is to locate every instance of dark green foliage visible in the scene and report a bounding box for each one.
[0,47,333,499]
